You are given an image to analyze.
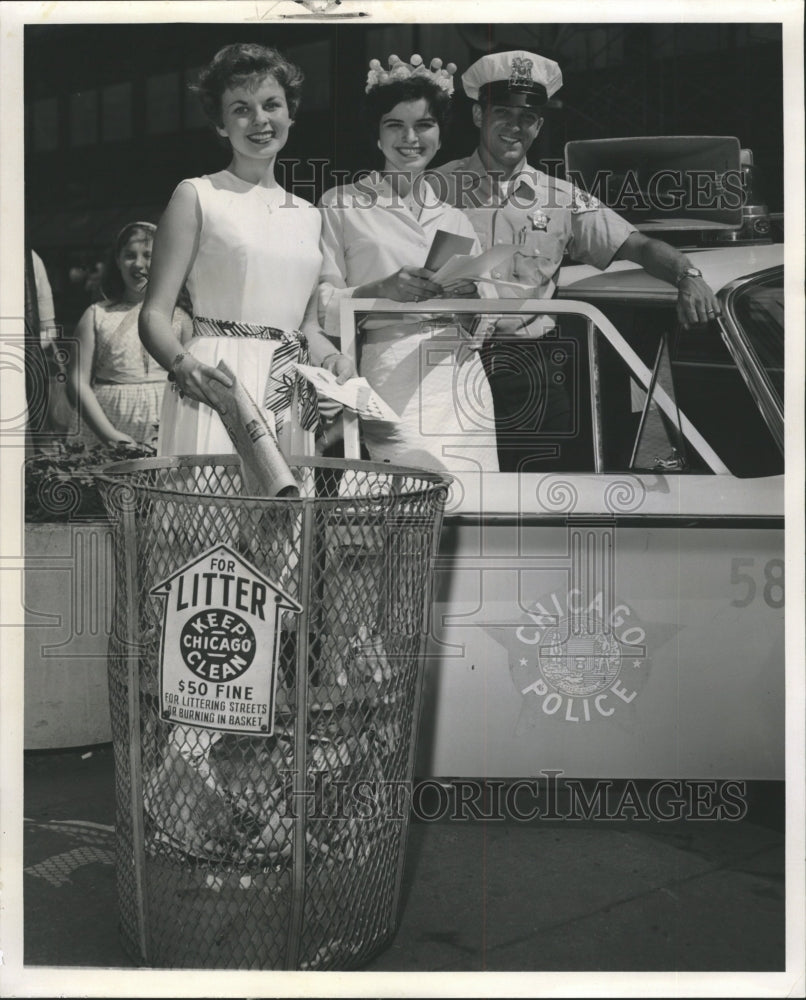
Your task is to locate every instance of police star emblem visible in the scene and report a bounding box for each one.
[509,56,534,89]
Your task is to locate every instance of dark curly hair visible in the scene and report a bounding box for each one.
[192,43,305,125]
[100,222,156,303]
[363,75,452,136]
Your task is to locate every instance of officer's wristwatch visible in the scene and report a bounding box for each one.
[675,266,703,286]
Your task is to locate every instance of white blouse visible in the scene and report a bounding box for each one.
[317,172,482,336]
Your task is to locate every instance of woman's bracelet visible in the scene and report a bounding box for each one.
[166,351,188,383]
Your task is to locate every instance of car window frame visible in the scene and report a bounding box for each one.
[718,266,784,455]
[339,299,729,476]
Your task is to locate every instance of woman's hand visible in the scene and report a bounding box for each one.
[372,266,444,303]
[439,279,479,299]
[321,352,357,384]
[317,352,357,422]
[171,353,233,407]
[106,431,138,447]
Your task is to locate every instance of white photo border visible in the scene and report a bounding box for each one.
[1,2,803,997]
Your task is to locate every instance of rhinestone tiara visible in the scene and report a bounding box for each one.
[365,54,458,95]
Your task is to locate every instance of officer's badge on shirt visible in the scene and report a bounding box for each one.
[528,209,549,231]
[570,187,600,213]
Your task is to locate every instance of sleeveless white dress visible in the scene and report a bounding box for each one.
[158,170,323,457]
[154,173,322,785]
[81,300,186,449]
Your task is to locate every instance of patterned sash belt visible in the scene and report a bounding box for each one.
[192,316,320,436]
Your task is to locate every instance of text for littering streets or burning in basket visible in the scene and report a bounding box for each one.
[151,544,301,735]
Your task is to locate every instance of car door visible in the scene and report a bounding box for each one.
[339,293,784,781]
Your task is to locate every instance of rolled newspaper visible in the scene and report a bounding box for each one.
[203,360,300,498]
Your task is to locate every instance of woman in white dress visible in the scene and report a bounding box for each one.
[140,43,354,458]
[137,45,361,861]
[318,55,499,473]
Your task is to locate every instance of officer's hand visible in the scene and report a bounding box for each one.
[677,276,722,328]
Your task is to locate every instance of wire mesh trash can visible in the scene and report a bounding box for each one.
[99,455,451,971]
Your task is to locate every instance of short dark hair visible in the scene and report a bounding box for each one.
[363,75,452,135]
[193,43,305,125]
[101,222,156,302]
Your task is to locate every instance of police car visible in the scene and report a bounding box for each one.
[340,138,785,781]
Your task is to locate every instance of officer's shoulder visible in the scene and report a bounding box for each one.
[541,172,602,213]
[425,160,482,207]
[537,172,577,203]
[430,156,472,177]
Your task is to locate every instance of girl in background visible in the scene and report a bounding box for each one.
[67,221,191,448]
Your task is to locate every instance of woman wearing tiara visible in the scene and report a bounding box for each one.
[318,54,499,473]
[139,42,354,458]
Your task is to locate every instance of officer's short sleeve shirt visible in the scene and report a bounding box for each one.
[429,151,637,299]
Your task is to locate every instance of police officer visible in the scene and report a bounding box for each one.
[430,50,722,471]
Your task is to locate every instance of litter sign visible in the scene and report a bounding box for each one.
[150,544,302,735]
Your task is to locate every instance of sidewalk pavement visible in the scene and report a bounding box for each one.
[22,744,785,976]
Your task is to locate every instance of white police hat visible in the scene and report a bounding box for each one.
[462,50,563,108]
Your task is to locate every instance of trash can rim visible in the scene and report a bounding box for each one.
[96,453,453,505]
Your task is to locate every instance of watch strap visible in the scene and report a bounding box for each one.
[675,266,703,287]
